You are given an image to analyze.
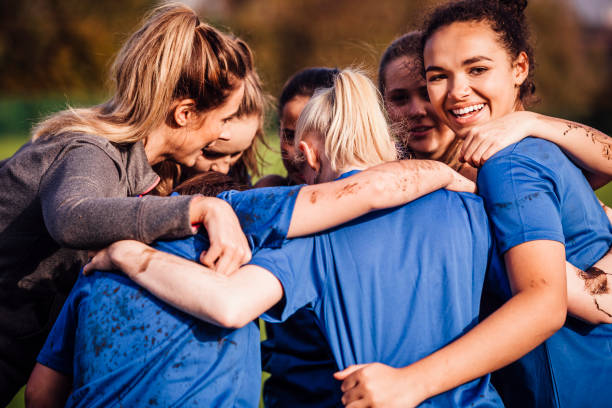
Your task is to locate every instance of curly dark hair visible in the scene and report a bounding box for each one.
[421,0,537,107]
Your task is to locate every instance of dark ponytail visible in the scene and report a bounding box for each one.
[421,0,537,106]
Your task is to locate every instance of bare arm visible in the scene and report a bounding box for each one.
[287,160,475,237]
[25,364,71,408]
[84,240,282,328]
[459,111,612,187]
[337,240,567,407]
[567,254,612,325]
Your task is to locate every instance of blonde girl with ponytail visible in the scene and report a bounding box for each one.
[295,68,397,184]
[0,3,253,401]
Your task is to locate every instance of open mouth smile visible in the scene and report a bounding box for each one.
[450,103,485,118]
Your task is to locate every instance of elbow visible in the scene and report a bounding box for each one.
[210,298,253,329]
[546,296,567,333]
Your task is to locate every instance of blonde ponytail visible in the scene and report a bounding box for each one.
[295,69,397,172]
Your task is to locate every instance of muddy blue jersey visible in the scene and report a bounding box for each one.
[37,186,302,407]
[478,137,612,408]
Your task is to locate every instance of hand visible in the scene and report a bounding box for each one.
[190,196,251,276]
[334,363,424,408]
[83,240,148,276]
[445,168,477,193]
[457,111,535,168]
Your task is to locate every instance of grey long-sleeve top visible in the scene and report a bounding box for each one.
[0,132,195,340]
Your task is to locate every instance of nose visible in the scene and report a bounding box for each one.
[217,126,231,142]
[447,75,470,101]
[211,156,231,174]
[407,97,427,119]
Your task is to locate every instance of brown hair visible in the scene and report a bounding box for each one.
[173,171,249,197]
[378,31,422,95]
[32,3,252,143]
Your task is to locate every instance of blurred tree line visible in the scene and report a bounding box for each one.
[0,0,610,135]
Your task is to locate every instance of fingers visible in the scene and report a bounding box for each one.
[200,242,223,269]
[83,250,108,275]
[342,386,367,408]
[200,234,251,275]
[460,132,487,167]
[334,364,366,380]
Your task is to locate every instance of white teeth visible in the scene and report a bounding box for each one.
[452,103,484,116]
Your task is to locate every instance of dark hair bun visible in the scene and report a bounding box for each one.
[498,0,528,16]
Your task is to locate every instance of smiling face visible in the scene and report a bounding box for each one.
[168,81,245,167]
[424,21,528,133]
[383,55,456,160]
[192,114,259,174]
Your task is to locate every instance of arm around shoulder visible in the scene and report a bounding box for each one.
[288,160,475,238]
[86,241,282,328]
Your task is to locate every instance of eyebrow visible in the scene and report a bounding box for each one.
[425,56,494,73]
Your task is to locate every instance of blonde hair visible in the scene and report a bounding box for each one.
[32,3,251,144]
[295,69,397,172]
[234,63,269,178]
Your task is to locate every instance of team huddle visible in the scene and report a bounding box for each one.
[2,0,612,407]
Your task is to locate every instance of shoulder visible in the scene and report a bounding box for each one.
[484,138,566,171]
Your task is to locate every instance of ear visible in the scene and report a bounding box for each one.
[173,98,197,127]
[298,140,320,172]
[512,51,529,87]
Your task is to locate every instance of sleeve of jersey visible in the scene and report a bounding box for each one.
[219,185,302,250]
[477,152,564,254]
[248,237,320,323]
[36,279,85,376]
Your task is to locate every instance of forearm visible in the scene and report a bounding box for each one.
[104,242,277,328]
[528,113,612,182]
[398,241,567,404]
[402,287,566,402]
[46,195,195,248]
[567,256,612,324]
[288,160,473,237]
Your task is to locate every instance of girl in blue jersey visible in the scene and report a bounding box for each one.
[378,31,612,327]
[335,1,612,407]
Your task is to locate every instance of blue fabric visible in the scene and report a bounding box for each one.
[37,185,302,407]
[478,138,612,408]
[260,172,362,408]
[250,182,503,407]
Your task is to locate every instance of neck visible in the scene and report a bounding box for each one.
[143,126,169,165]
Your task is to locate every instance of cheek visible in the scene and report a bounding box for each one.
[193,156,214,172]
[386,104,407,122]
[426,87,446,115]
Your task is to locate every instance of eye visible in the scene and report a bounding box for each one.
[281,129,295,142]
[469,67,488,75]
[387,93,410,106]
[426,73,446,83]
[201,149,227,160]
